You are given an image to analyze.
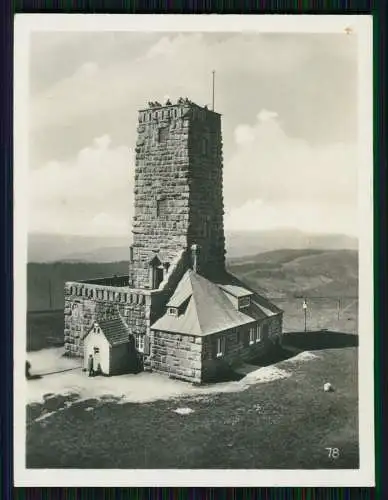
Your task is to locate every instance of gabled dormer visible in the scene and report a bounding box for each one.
[218,284,253,311]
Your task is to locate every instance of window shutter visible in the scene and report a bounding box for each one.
[143,335,150,355]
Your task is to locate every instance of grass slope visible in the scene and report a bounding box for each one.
[228,249,358,299]
[26,334,358,469]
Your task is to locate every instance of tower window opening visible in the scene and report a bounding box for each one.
[158,127,169,143]
[156,197,167,217]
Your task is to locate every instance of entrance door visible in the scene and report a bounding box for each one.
[93,346,101,373]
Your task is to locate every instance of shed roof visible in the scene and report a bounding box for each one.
[218,284,253,298]
[85,315,130,346]
[151,270,281,337]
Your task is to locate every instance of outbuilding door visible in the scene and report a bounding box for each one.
[93,346,101,372]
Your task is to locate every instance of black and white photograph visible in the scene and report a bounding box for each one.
[14,15,374,486]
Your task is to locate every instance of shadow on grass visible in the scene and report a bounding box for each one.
[283,330,358,351]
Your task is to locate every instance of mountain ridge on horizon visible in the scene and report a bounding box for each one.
[28,228,358,263]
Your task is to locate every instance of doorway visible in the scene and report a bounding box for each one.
[152,266,164,289]
[93,346,101,373]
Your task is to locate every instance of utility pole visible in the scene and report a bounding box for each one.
[212,70,215,111]
[302,298,308,332]
[337,298,341,321]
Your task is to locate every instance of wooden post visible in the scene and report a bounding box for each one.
[302,299,308,332]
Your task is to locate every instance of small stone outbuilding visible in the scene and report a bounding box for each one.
[83,314,139,376]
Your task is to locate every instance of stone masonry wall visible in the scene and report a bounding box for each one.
[129,102,225,288]
[201,314,284,382]
[64,281,151,358]
[187,107,226,275]
[150,330,202,383]
[129,104,192,289]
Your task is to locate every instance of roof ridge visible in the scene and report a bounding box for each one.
[187,270,204,333]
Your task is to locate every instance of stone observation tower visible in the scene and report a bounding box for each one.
[64,97,283,382]
[129,98,226,289]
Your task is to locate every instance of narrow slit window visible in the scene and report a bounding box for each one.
[156,198,168,217]
[158,127,169,143]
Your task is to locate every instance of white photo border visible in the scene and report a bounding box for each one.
[13,14,374,487]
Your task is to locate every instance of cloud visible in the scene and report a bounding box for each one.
[29,33,318,134]
[29,135,133,236]
[28,32,358,173]
[224,109,358,235]
[224,199,358,236]
[257,109,279,122]
[28,109,358,237]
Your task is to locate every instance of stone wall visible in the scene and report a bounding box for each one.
[150,313,283,384]
[129,102,225,288]
[187,107,226,275]
[201,313,284,382]
[64,281,151,358]
[150,330,202,383]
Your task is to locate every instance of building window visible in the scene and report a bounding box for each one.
[93,347,100,354]
[249,327,255,345]
[158,127,169,143]
[236,329,240,344]
[239,296,251,309]
[168,307,178,316]
[136,334,144,353]
[216,336,226,358]
[72,304,79,318]
[256,324,262,343]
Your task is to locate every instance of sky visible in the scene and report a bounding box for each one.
[27,31,359,237]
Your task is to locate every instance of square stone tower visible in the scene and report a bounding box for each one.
[129,99,226,289]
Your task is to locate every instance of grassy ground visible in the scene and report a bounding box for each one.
[27,311,64,352]
[26,331,358,469]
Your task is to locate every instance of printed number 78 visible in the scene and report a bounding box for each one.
[326,447,340,459]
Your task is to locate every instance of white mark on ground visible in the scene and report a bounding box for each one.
[283,350,319,363]
[35,411,56,423]
[173,407,194,415]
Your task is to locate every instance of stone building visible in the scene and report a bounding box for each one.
[64,98,284,383]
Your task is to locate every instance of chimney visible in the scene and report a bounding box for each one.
[190,244,200,273]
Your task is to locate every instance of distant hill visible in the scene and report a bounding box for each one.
[27,261,129,312]
[26,249,358,312]
[227,249,358,299]
[28,229,358,263]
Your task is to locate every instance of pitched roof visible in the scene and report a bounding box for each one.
[151,270,281,336]
[85,315,130,346]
